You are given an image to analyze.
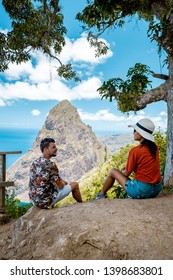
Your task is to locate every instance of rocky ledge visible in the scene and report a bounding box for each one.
[0,193,173,260]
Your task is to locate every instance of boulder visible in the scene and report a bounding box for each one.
[1,193,173,260]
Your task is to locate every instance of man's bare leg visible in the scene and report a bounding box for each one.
[70,182,82,202]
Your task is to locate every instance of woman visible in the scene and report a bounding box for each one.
[94,118,162,199]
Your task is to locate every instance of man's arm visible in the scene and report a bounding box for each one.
[50,162,67,189]
[55,178,68,189]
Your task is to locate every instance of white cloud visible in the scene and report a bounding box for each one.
[160,111,167,116]
[0,76,101,102]
[4,52,54,84]
[2,33,113,84]
[78,108,147,123]
[78,108,167,132]
[4,60,34,81]
[0,99,5,106]
[31,109,41,116]
[78,109,125,121]
[59,34,113,64]
[72,77,101,99]
[0,28,8,34]
[0,33,112,105]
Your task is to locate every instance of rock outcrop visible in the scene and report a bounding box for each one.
[7,100,107,201]
[0,193,173,260]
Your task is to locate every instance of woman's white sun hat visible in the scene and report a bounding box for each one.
[128,118,155,142]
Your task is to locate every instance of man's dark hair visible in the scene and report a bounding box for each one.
[40,138,55,152]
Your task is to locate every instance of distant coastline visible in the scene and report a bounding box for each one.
[94,129,128,136]
[98,133,134,153]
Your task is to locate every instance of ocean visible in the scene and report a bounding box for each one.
[0,128,39,169]
[0,128,117,169]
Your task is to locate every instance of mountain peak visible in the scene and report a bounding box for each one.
[46,100,79,124]
[51,99,76,113]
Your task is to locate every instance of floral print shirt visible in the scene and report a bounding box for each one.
[29,156,61,208]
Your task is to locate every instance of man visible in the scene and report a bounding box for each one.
[29,138,82,209]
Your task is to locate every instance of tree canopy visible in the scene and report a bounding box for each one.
[76,0,172,112]
[0,0,79,81]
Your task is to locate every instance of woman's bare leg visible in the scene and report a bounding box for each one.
[100,168,128,195]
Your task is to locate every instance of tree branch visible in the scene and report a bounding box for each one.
[153,73,169,80]
[136,82,169,109]
[47,52,62,66]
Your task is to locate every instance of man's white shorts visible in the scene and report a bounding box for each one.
[51,184,72,205]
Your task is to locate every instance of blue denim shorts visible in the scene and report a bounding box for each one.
[125,179,162,199]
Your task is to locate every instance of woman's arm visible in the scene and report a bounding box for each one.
[122,169,131,177]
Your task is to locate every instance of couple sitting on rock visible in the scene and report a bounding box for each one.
[29,118,162,209]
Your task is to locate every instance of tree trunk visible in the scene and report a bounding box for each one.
[163,57,173,186]
[164,90,173,185]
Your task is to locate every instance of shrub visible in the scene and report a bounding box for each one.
[5,193,32,218]
[153,130,167,178]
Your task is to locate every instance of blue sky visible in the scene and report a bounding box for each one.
[0,0,168,134]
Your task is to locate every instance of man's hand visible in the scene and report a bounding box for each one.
[56,179,68,189]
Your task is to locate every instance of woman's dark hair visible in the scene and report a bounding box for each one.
[40,138,55,152]
[141,139,157,157]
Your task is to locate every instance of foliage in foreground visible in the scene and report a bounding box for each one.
[5,193,32,218]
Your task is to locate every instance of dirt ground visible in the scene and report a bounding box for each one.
[0,192,173,260]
